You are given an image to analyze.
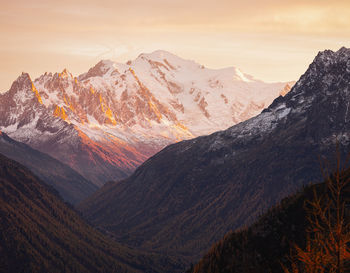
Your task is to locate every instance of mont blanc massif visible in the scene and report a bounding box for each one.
[1,47,350,273]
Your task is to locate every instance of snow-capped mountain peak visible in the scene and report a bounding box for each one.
[59,68,73,79]
[79,60,118,81]
[0,50,294,186]
[221,47,350,146]
[6,72,43,107]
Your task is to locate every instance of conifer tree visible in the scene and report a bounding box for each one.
[283,150,350,273]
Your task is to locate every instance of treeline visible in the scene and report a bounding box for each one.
[189,153,350,273]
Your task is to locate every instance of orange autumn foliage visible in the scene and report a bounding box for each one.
[283,150,350,273]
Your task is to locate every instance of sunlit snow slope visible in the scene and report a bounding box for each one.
[0,50,293,186]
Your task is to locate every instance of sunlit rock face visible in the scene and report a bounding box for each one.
[0,50,293,186]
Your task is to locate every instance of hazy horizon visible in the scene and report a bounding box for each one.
[1,0,349,91]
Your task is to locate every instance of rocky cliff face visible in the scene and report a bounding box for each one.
[0,50,292,186]
[78,47,350,265]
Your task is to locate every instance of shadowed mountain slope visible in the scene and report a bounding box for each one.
[0,131,97,204]
[0,153,183,273]
[189,163,350,273]
[78,47,350,267]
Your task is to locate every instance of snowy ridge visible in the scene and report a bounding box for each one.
[206,47,350,153]
[34,50,293,141]
[0,50,294,185]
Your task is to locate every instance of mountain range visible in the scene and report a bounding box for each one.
[3,47,349,273]
[78,47,350,268]
[0,50,293,186]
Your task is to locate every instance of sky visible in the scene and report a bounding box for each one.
[0,0,349,91]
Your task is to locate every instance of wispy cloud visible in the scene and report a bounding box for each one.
[0,0,349,91]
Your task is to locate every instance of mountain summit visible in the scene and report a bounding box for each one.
[78,47,350,266]
[0,50,292,186]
